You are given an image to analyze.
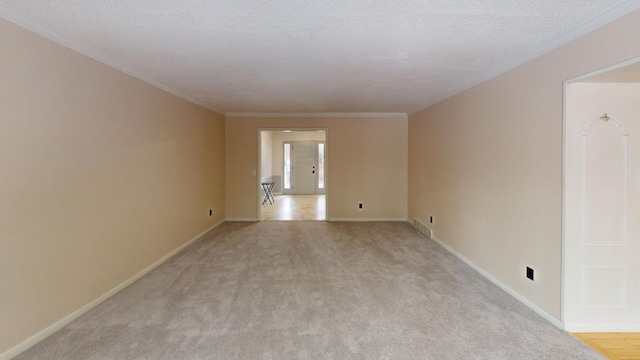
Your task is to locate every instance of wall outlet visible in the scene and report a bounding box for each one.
[358,203,363,210]
[526,267,534,281]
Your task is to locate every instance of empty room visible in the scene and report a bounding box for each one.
[2,1,640,359]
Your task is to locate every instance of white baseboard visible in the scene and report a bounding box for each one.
[0,220,224,360]
[327,218,408,222]
[565,323,640,332]
[1,308,85,360]
[225,218,258,222]
[429,235,564,330]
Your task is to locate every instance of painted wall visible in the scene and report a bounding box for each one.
[0,17,225,355]
[408,9,640,320]
[226,116,407,221]
[564,83,640,329]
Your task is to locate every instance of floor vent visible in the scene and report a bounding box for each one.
[413,219,433,239]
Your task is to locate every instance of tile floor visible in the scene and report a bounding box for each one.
[261,194,326,221]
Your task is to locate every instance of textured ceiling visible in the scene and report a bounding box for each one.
[0,1,637,114]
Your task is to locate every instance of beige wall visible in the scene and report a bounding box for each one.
[408,9,640,319]
[226,116,407,220]
[0,18,225,355]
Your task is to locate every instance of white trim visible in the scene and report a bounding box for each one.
[227,112,408,119]
[429,235,564,330]
[0,4,223,115]
[561,80,569,325]
[0,308,84,360]
[562,58,640,328]
[412,0,640,114]
[568,56,640,83]
[225,218,258,222]
[565,323,640,332]
[327,218,408,222]
[0,220,224,360]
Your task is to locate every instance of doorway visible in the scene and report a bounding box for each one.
[259,129,327,221]
[563,58,640,331]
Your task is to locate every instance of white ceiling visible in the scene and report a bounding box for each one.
[1,1,638,115]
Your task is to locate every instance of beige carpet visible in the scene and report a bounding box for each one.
[16,222,604,359]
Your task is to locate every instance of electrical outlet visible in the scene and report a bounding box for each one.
[526,267,534,281]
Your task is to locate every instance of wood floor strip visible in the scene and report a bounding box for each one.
[574,333,640,360]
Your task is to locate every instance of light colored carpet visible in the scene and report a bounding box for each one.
[15,222,604,359]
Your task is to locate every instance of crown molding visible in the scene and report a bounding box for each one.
[412,0,640,114]
[0,3,224,115]
[225,112,408,118]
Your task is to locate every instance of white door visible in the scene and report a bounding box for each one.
[564,83,640,331]
[291,142,317,195]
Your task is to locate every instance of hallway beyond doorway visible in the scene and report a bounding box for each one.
[262,195,326,221]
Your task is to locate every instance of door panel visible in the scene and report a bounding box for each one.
[564,83,639,330]
[566,117,637,326]
[585,122,626,246]
[291,142,317,195]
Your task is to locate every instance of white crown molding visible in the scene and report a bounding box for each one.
[226,112,408,118]
[412,0,640,114]
[0,3,224,115]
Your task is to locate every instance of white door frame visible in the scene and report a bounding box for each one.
[257,128,328,221]
[562,56,640,331]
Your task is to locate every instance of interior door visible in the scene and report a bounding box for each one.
[564,83,640,330]
[291,142,317,195]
